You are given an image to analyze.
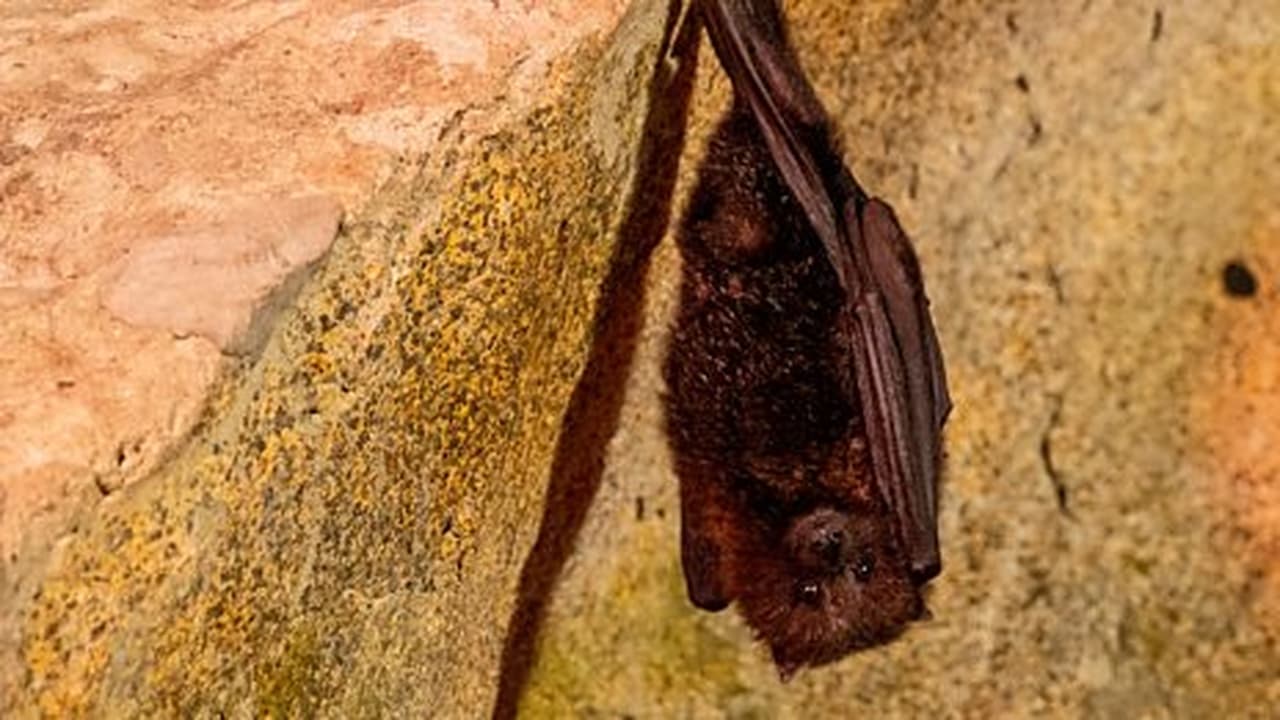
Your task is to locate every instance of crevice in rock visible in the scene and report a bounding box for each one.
[1040,392,1071,517]
[1046,261,1066,304]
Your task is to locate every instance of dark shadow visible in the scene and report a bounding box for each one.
[490,3,700,718]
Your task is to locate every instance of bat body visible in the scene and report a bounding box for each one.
[663,0,950,677]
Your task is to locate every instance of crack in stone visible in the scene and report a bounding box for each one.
[1046,261,1065,303]
[1040,393,1071,517]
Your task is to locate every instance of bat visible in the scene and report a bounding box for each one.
[662,0,951,678]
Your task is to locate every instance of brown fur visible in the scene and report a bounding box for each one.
[664,102,925,676]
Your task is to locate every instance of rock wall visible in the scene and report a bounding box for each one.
[4,0,1278,716]
[2,0,686,715]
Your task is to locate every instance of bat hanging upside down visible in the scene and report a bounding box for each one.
[663,0,952,678]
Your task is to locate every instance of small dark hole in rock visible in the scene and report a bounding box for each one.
[1222,261,1258,298]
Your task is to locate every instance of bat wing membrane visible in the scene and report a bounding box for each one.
[677,456,734,611]
[850,199,951,579]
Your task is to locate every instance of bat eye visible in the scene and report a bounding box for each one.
[796,581,820,606]
[853,552,875,582]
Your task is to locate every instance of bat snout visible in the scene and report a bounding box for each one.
[814,530,845,568]
[786,507,855,574]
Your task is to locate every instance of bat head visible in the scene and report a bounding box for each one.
[734,505,927,679]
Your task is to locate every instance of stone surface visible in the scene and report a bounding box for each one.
[0,0,625,594]
[101,194,342,353]
[5,0,1278,716]
[2,0,657,715]
[520,0,1280,716]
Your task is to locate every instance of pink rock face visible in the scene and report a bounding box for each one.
[101,194,342,351]
[0,0,625,587]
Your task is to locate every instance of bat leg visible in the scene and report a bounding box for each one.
[676,457,736,611]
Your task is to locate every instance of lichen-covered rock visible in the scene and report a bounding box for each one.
[521,0,1280,716]
[2,0,689,715]
[0,0,623,579]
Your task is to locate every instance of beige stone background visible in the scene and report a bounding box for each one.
[2,0,1278,717]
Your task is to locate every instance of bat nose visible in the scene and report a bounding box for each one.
[812,528,846,570]
[786,507,855,572]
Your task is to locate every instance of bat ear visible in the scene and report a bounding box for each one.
[677,460,738,611]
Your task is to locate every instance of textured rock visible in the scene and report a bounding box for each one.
[2,0,672,715]
[5,0,1277,715]
[0,0,625,590]
[520,0,1280,716]
[101,194,342,353]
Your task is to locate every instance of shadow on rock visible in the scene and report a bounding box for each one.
[491,3,700,717]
